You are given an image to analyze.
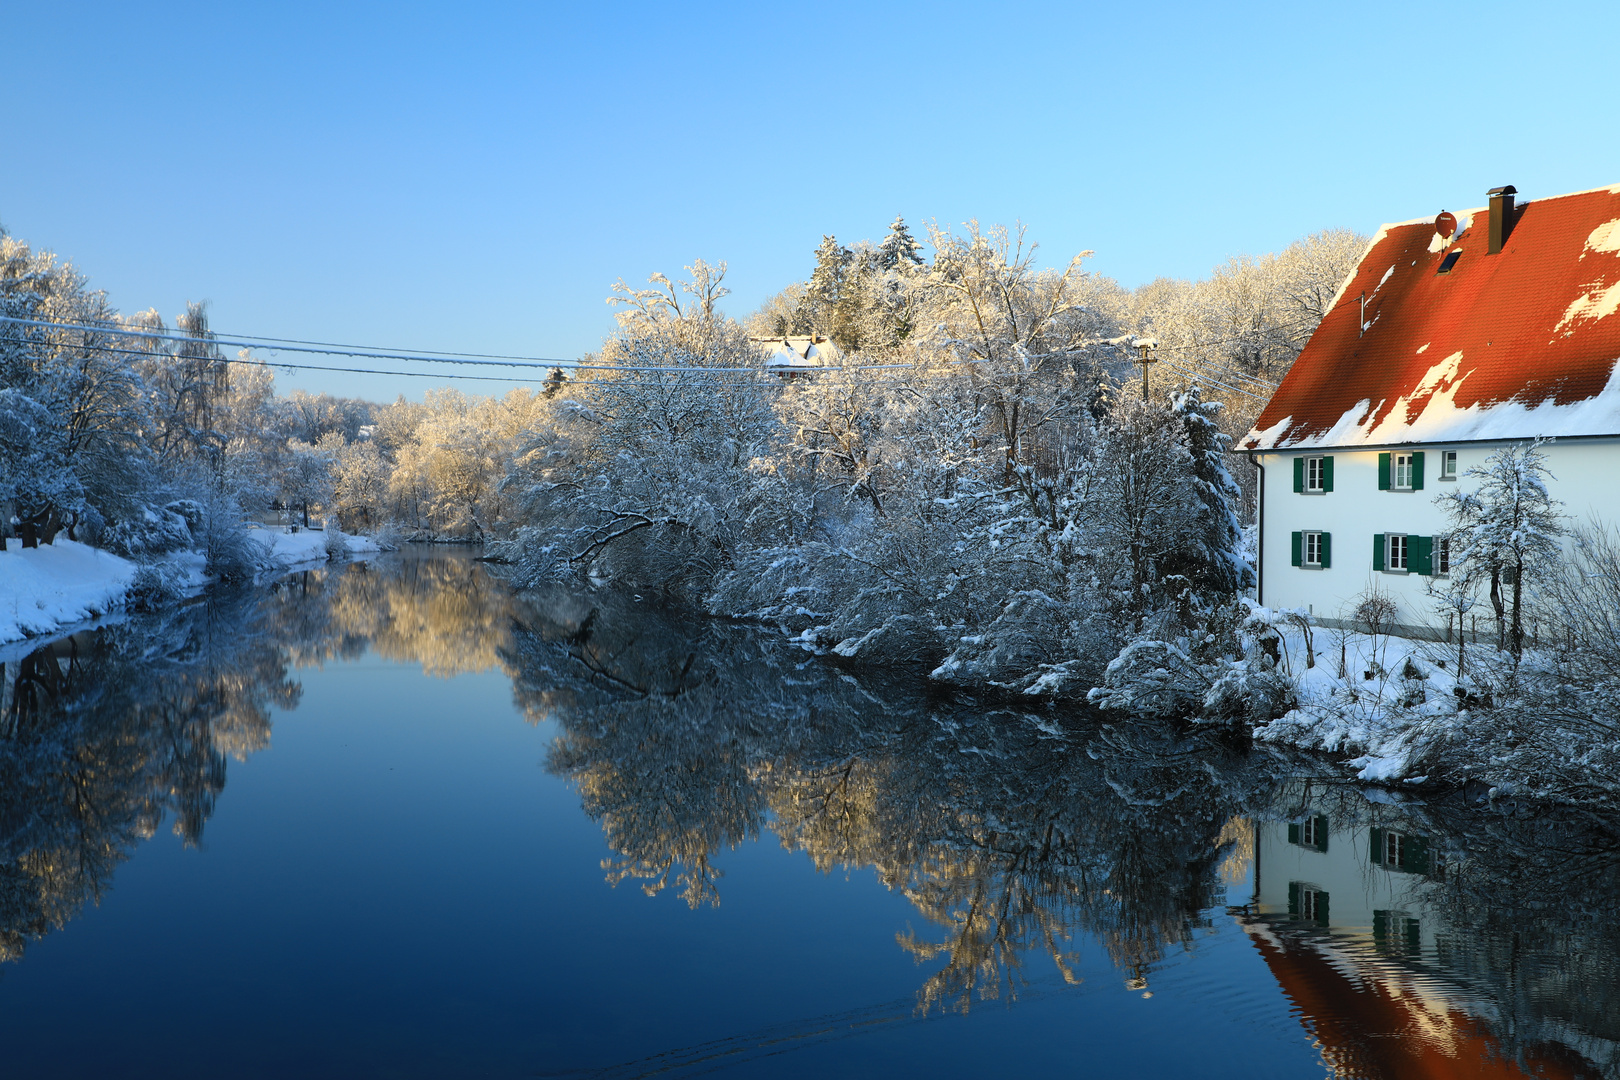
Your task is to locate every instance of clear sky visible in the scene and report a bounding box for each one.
[5,0,1619,402]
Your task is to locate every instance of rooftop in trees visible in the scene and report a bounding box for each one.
[1243,182,1620,451]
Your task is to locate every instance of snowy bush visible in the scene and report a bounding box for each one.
[104,505,194,559]
[324,523,348,561]
[126,562,189,611]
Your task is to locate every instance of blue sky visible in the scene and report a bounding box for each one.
[5,0,1619,401]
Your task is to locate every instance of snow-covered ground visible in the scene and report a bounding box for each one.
[0,528,383,646]
[247,526,380,572]
[0,538,138,645]
[1250,620,1467,784]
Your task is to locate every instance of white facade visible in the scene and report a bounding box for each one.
[1253,437,1620,629]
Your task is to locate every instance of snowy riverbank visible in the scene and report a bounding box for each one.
[0,527,382,646]
[0,539,139,644]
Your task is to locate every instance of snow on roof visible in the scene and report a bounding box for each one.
[1243,183,1620,451]
[755,335,834,370]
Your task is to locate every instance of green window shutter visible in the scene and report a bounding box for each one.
[1322,456,1334,492]
[1291,531,1303,567]
[1315,891,1330,926]
[1320,532,1332,569]
[1288,823,1300,845]
[1402,836,1431,875]
[1411,450,1425,490]
[1378,452,1391,490]
[1314,816,1330,853]
[1373,534,1385,571]
[1293,457,1304,493]
[1414,535,1434,575]
[1287,881,1299,917]
[1405,917,1421,954]
[1370,827,1384,864]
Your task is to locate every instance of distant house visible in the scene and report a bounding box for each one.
[1242,182,1620,630]
[751,335,840,374]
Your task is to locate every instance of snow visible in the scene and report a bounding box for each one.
[247,526,380,571]
[0,538,137,644]
[1554,279,1620,332]
[0,528,385,646]
[1247,620,1461,785]
[1256,350,1620,449]
[1583,218,1620,256]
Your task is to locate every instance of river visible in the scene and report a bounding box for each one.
[1,550,1616,1078]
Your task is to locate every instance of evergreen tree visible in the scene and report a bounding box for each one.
[794,235,852,338]
[1166,383,1254,595]
[876,215,925,272]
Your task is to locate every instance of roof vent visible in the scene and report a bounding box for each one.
[1487,185,1517,255]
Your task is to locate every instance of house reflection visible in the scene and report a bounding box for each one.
[1244,794,1618,1078]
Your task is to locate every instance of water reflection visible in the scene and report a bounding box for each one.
[1243,786,1620,1077]
[513,588,1620,1073]
[0,551,519,966]
[0,591,295,963]
[2,553,1618,1077]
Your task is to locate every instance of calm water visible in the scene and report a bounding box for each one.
[1,551,1617,1079]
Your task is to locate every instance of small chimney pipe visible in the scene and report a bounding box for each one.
[1488,185,1517,255]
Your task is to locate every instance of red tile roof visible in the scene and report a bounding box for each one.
[1243,184,1620,450]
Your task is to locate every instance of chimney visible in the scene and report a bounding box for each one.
[1487,185,1517,254]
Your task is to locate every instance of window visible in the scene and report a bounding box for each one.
[1289,817,1329,852]
[1387,533,1408,572]
[1291,531,1331,569]
[1393,453,1414,490]
[1437,249,1463,274]
[1370,827,1433,875]
[1437,537,1451,575]
[1293,455,1333,493]
[1440,450,1458,479]
[1378,451,1424,491]
[1374,910,1421,956]
[1289,882,1330,926]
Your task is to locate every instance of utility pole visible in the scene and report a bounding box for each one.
[1136,339,1158,401]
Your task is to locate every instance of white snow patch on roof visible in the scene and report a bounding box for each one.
[1416,342,1430,354]
[1554,279,1620,333]
[1252,353,1620,449]
[1584,218,1620,256]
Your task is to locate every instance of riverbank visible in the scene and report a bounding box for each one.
[0,527,382,647]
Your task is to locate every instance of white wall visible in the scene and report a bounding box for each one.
[1255,820,1437,937]
[1254,438,1620,628]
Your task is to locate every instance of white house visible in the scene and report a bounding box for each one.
[750,334,840,373]
[1242,182,1620,632]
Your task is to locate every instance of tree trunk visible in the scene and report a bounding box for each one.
[1510,558,1525,657]
[1490,569,1505,649]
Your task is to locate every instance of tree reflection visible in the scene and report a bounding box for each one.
[518,588,1620,1071]
[0,590,294,963]
[510,593,1278,1013]
[0,550,519,965]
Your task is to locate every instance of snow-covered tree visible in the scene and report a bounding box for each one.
[1165,383,1254,596]
[1436,441,1565,656]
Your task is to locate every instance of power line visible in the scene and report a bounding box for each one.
[0,315,571,370]
[1154,358,1272,402]
[11,339,555,384]
[0,315,953,375]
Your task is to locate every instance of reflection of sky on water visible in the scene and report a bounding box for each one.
[0,551,1615,1078]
